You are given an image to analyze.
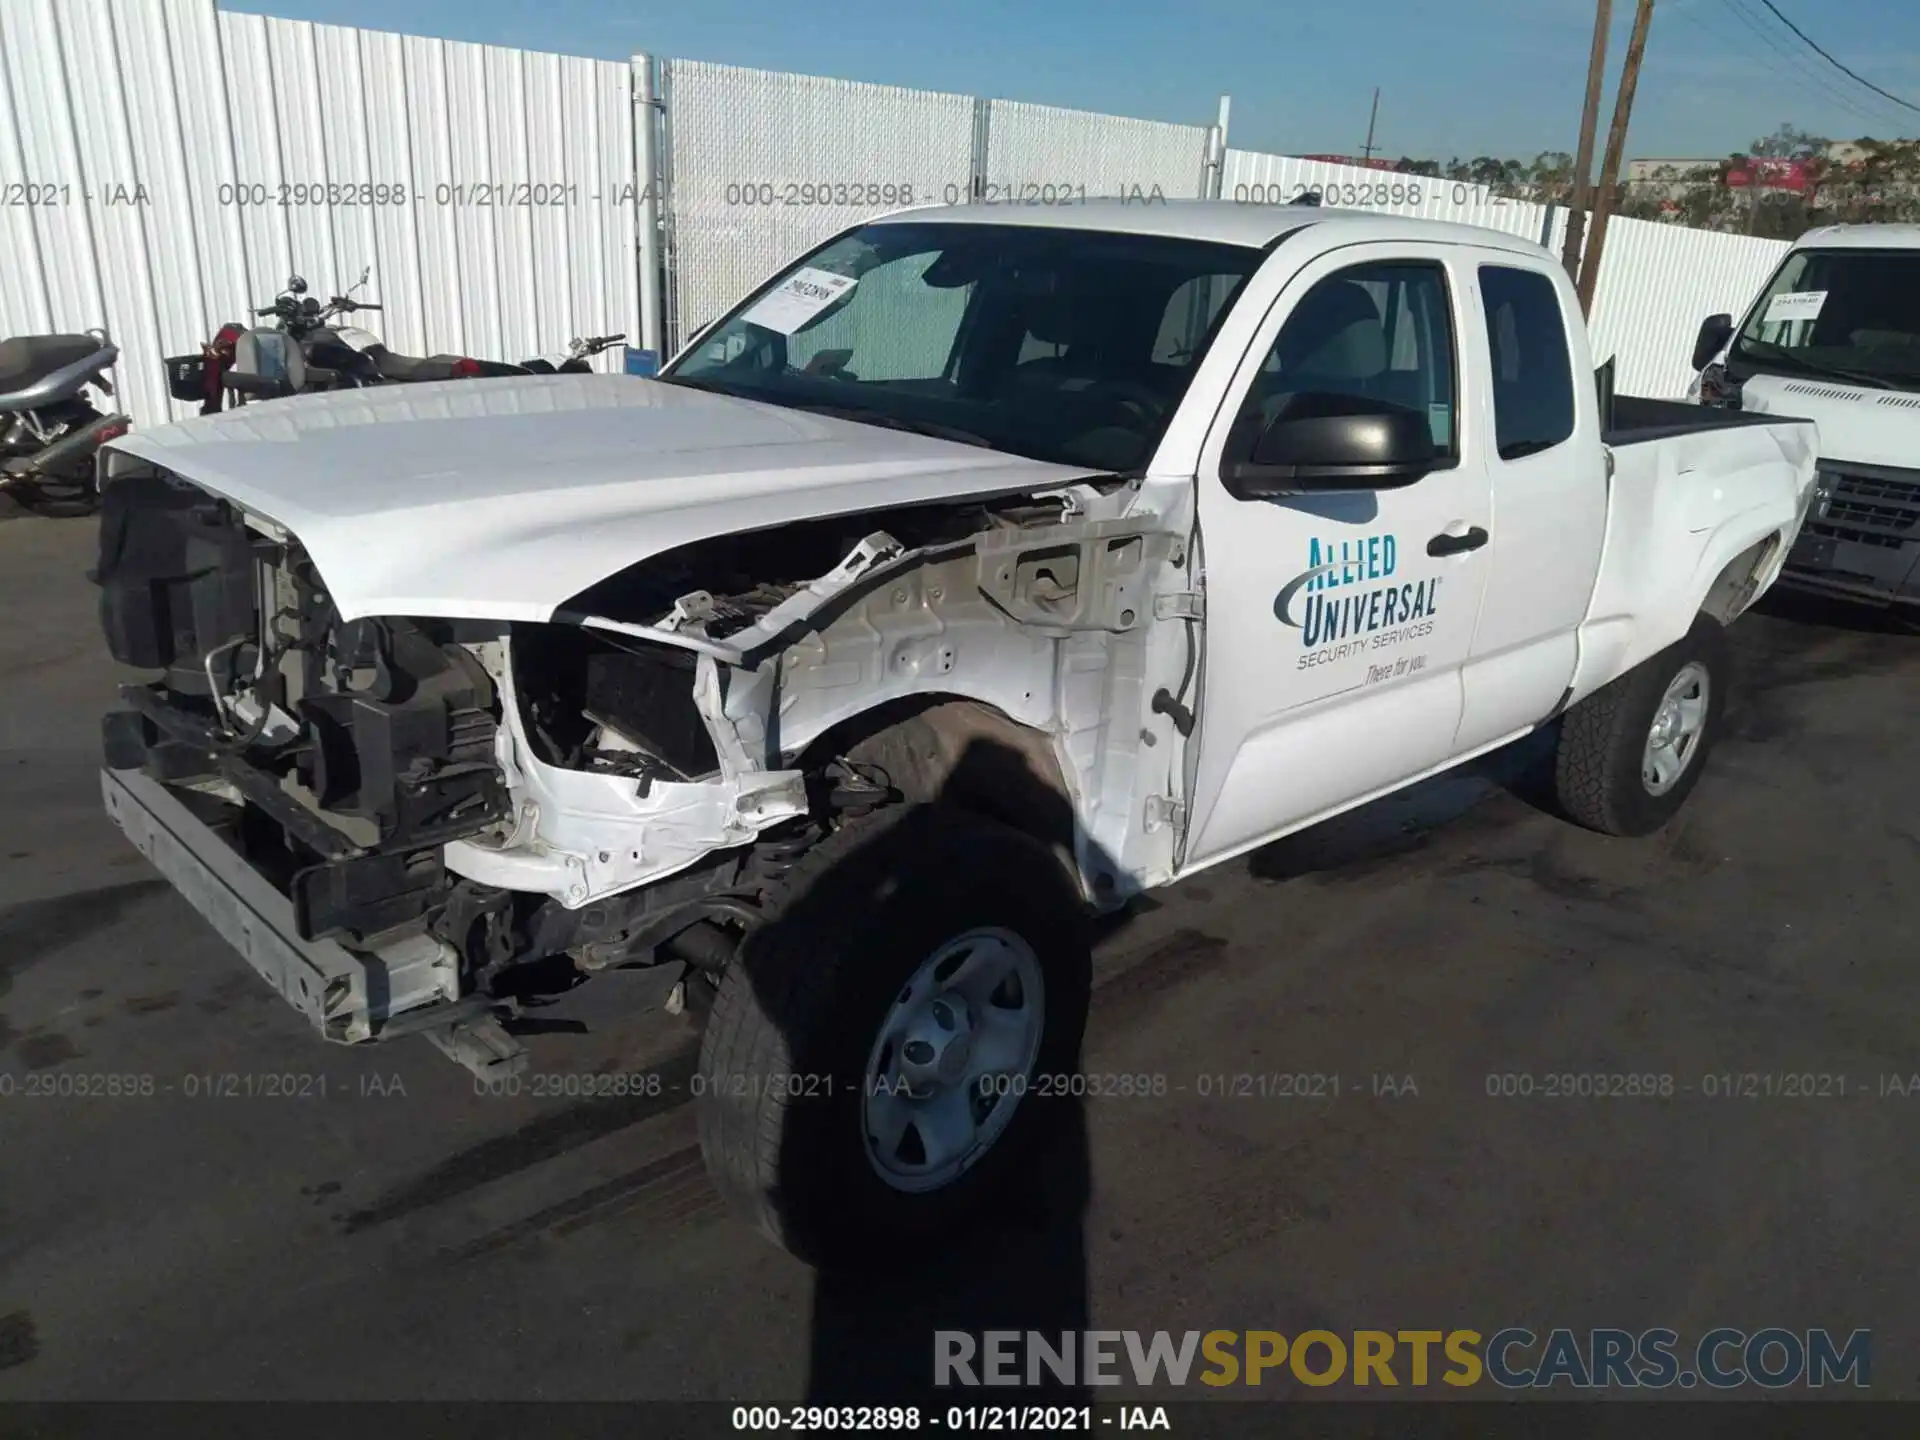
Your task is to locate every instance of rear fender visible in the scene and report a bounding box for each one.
[1569,423,1815,705]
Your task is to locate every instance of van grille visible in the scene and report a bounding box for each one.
[1806,466,1920,549]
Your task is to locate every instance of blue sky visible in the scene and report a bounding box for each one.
[227,0,1920,160]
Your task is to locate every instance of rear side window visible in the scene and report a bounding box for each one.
[1479,266,1574,459]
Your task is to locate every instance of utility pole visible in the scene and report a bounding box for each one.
[1561,0,1612,281]
[1577,0,1656,317]
[1361,88,1381,162]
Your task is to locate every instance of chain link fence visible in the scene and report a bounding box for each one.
[660,60,976,348]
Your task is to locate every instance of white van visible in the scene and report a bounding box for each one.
[1689,224,1920,612]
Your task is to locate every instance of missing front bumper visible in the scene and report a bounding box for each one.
[99,765,526,1076]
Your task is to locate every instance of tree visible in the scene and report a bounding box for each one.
[1527,151,1575,203]
[1820,137,1920,223]
[1359,124,1920,236]
[1748,124,1825,160]
[1464,155,1511,187]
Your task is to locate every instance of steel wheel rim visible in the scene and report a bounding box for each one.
[861,927,1045,1194]
[1642,660,1711,796]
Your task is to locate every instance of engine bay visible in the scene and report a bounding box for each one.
[96,474,511,939]
[91,461,1179,1020]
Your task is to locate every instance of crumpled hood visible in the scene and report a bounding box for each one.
[1738,373,1920,470]
[106,373,1089,622]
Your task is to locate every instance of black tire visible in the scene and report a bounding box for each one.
[1554,615,1729,837]
[8,478,99,518]
[696,803,1090,1270]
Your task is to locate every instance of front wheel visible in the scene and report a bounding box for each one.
[695,804,1090,1269]
[1554,615,1729,837]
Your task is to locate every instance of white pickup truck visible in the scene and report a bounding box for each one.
[1688,223,1920,612]
[95,202,1816,1266]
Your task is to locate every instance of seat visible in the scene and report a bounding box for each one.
[1277,282,1388,385]
[1008,288,1115,394]
[372,349,460,382]
[226,329,307,399]
[1256,281,1390,422]
[0,334,114,410]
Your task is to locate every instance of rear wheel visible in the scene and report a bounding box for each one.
[1554,616,1728,837]
[5,476,98,517]
[695,804,1090,1269]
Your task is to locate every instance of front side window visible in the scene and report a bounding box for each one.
[1240,261,1458,457]
[1479,265,1575,460]
[665,222,1261,472]
[1730,248,1920,390]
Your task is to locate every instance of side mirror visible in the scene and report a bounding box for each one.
[1223,395,1436,498]
[1692,313,1734,372]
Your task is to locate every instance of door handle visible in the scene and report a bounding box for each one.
[1427,526,1489,557]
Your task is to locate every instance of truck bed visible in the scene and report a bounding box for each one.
[1604,394,1813,447]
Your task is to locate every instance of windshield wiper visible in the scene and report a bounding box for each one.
[658,373,744,397]
[1735,341,1896,390]
[785,401,1000,451]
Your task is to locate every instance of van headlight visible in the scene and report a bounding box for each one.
[1697,363,1743,409]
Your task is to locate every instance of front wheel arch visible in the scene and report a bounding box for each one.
[792,694,1086,888]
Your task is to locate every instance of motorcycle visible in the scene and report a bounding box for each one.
[0,328,130,515]
[167,271,627,414]
[412,331,626,379]
[519,333,628,373]
[168,271,454,412]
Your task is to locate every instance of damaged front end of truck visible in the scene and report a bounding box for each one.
[93,448,1192,1076]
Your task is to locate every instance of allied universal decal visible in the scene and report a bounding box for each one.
[1274,533,1440,671]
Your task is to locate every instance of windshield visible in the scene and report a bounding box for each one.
[661,222,1261,472]
[1730,248,1920,390]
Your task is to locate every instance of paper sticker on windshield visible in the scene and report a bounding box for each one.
[741,267,857,334]
[1765,289,1827,323]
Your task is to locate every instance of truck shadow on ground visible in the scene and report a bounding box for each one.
[1723,592,1913,747]
[1246,729,1558,885]
[779,737,1104,1405]
[801,722,1555,1401]
[1753,585,1916,637]
[805,1102,1091,1404]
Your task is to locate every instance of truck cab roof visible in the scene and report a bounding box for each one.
[870,198,1554,258]
[1788,223,1920,251]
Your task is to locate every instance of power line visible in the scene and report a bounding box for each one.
[1716,0,1913,132]
[1667,0,1907,136]
[1751,0,1920,116]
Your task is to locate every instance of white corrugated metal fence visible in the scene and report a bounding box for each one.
[0,0,635,426]
[1584,216,1791,397]
[1223,150,1561,244]
[1224,148,1792,397]
[0,2,1794,426]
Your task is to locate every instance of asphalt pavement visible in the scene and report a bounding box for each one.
[1,506,1916,1405]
